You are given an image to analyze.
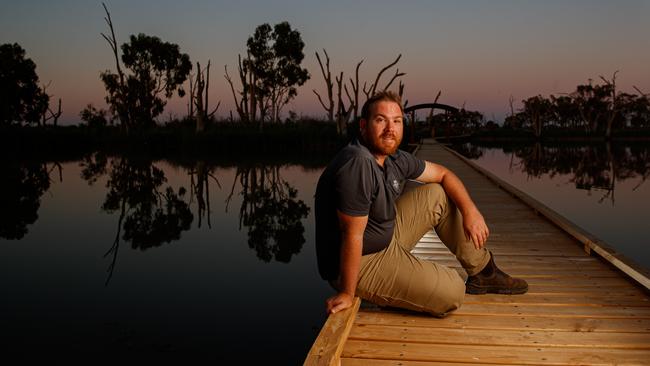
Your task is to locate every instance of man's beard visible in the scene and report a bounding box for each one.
[363,131,401,156]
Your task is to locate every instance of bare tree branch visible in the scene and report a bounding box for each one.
[633,85,648,97]
[314,49,334,121]
[224,64,246,121]
[371,54,402,95]
[208,100,221,118]
[313,90,329,111]
[348,59,363,119]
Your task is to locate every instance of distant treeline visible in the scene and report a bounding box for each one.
[0,121,348,162]
[422,73,650,141]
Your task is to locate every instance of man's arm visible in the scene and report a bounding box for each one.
[325,211,368,314]
[415,161,489,249]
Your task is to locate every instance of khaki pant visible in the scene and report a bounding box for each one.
[355,183,490,316]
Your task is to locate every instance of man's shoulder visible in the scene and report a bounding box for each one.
[317,141,377,190]
[328,140,375,169]
[388,148,417,164]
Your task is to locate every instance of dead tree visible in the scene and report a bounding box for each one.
[314,50,364,134]
[314,52,405,129]
[40,82,62,126]
[348,60,363,120]
[362,54,405,101]
[39,81,61,126]
[194,63,205,132]
[100,2,129,129]
[335,72,353,135]
[313,49,334,122]
[188,71,195,118]
[599,70,619,139]
[224,54,259,124]
[224,65,245,122]
[192,61,220,132]
[48,98,62,126]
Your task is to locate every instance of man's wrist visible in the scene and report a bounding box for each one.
[339,290,355,297]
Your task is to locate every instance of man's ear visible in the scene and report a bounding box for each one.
[359,118,367,132]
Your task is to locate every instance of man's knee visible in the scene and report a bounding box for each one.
[425,271,466,317]
[419,183,452,213]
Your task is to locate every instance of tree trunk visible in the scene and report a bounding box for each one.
[194,62,205,133]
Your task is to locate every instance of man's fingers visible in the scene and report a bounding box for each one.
[326,298,353,314]
[473,233,481,249]
[328,301,346,314]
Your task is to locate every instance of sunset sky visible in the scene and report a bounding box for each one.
[2,0,648,124]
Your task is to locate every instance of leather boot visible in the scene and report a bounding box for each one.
[465,252,528,294]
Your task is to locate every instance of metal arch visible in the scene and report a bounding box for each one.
[404,103,458,114]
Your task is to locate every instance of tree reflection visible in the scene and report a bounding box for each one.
[188,161,221,229]
[81,154,193,284]
[227,165,310,263]
[0,161,51,239]
[503,142,650,205]
[449,142,484,160]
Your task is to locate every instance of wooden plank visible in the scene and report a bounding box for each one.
[414,253,602,265]
[355,310,650,333]
[444,145,650,290]
[349,324,650,349]
[455,303,650,318]
[342,358,513,366]
[517,276,635,287]
[463,294,650,307]
[304,297,361,366]
[522,285,648,296]
[342,340,650,365]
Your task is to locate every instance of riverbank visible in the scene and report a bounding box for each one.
[0,122,348,162]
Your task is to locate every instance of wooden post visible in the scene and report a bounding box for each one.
[303,297,360,366]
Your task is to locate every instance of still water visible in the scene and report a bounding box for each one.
[449,142,650,271]
[0,155,332,362]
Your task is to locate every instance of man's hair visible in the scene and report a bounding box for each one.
[360,90,404,121]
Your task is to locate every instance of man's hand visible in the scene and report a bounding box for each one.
[462,207,489,249]
[325,292,354,314]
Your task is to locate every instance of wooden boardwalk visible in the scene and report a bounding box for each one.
[305,139,650,366]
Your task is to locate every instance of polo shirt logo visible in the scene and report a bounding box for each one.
[392,179,400,191]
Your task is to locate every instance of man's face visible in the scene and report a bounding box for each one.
[360,100,404,156]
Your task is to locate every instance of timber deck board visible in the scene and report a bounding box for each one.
[306,139,650,366]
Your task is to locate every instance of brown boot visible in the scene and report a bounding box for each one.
[465,252,528,294]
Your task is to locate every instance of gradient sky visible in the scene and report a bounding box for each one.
[1,0,649,124]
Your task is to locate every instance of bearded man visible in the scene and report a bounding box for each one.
[314,91,527,317]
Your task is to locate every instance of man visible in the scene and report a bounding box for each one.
[315,91,527,317]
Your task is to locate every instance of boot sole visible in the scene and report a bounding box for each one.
[466,285,528,295]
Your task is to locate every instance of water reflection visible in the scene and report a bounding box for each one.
[81,154,193,284]
[188,160,220,229]
[454,142,650,205]
[4,153,312,282]
[0,161,56,240]
[227,165,310,263]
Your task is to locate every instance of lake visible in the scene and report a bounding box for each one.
[2,141,648,362]
[0,155,332,363]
